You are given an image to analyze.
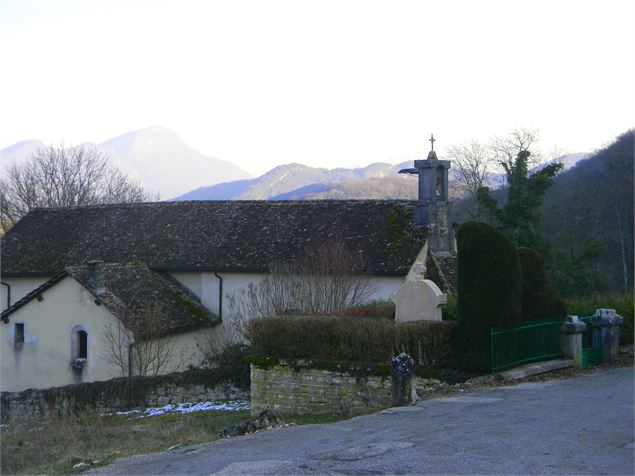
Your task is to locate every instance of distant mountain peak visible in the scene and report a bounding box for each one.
[1,128,251,197]
[101,126,189,152]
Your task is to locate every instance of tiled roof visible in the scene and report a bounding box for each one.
[1,263,219,334]
[1,200,427,276]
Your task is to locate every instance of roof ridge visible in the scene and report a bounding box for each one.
[27,198,417,212]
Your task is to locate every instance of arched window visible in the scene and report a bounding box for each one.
[71,325,88,367]
[77,330,87,359]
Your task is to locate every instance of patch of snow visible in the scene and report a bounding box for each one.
[102,400,251,419]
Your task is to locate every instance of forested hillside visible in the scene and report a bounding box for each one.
[542,130,634,294]
[451,130,634,295]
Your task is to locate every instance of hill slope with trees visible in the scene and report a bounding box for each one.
[542,130,634,294]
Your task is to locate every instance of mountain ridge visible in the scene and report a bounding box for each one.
[2,128,590,201]
[173,160,414,201]
[173,153,590,202]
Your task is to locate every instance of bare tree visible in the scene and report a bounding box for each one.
[224,240,376,342]
[446,140,494,196]
[490,127,543,181]
[0,144,157,233]
[101,317,133,377]
[101,304,182,377]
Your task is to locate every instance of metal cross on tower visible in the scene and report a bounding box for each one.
[398,133,451,222]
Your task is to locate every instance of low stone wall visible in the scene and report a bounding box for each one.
[251,363,439,417]
[1,369,247,424]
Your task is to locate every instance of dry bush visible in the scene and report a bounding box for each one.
[101,304,182,377]
[225,240,376,341]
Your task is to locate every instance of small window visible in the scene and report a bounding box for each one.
[71,325,89,368]
[78,330,87,359]
[15,323,24,349]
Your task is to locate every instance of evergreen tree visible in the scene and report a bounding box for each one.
[476,149,562,253]
[455,222,523,373]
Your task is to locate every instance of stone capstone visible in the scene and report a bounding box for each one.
[561,315,586,334]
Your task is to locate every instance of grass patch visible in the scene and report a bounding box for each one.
[0,409,351,475]
[1,410,247,475]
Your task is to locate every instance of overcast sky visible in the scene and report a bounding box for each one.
[1,0,633,176]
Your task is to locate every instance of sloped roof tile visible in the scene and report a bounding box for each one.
[1,200,427,276]
[1,263,219,334]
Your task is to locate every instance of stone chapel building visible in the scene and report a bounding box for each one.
[0,143,456,392]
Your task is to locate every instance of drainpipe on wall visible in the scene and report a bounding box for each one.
[214,272,223,322]
[1,281,10,312]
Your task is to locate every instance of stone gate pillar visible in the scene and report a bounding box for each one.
[561,315,586,368]
[592,309,624,362]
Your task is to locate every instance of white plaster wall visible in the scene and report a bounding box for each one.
[0,277,50,312]
[134,329,211,375]
[169,271,265,318]
[0,277,123,392]
[366,276,405,302]
[170,271,225,312]
[0,278,216,391]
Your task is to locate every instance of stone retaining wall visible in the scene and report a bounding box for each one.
[251,364,439,417]
[1,369,247,424]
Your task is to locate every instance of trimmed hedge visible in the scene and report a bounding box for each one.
[456,221,523,373]
[246,315,455,367]
[313,301,396,320]
[338,301,395,320]
[518,247,566,322]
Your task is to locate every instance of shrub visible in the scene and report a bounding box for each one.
[209,343,251,390]
[442,295,458,321]
[565,292,634,345]
[246,315,455,368]
[455,221,523,373]
[517,247,566,322]
[225,240,376,328]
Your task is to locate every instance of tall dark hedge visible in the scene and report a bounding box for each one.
[517,247,566,322]
[456,221,523,373]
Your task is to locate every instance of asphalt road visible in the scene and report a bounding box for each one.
[90,366,634,475]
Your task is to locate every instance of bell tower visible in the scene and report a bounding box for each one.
[399,134,453,252]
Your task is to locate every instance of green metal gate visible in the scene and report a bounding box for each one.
[491,319,564,372]
[579,315,603,368]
